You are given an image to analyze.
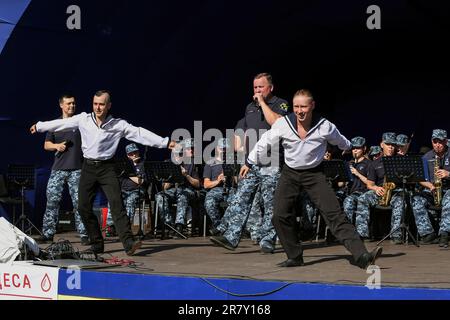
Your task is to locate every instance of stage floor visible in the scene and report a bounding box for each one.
[39,232,450,290]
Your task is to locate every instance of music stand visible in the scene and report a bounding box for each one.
[319,160,352,242]
[323,160,352,184]
[114,159,134,178]
[376,155,425,247]
[7,164,42,239]
[222,164,237,194]
[145,161,187,239]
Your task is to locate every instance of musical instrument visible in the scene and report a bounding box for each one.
[223,174,228,196]
[379,177,396,207]
[433,155,442,207]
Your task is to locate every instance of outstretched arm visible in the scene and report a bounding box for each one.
[31,113,82,134]
[123,121,175,149]
[326,123,351,151]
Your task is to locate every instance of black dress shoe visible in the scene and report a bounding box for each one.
[210,236,236,251]
[88,242,104,254]
[80,237,91,246]
[209,227,221,236]
[125,240,142,256]
[356,246,383,269]
[276,257,304,267]
[260,244,274,254]
[439,232,449,248]
[421,232,438,245]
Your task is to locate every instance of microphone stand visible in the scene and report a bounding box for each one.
[221,150,228,197]
[135,163,145,240]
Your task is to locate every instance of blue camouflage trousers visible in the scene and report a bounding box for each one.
[439,189,450,235]
[343,192,363,224]
[246,187,264,241]
[410,192,436,237]
[222,165,280,248]
[42,169,87,238]
[204,187,235,228]
[155,186,196,225]
[216,185,262,241]
[354,190,403,239]
[106,189,143,226]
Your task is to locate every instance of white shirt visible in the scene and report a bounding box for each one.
[36,112,169,160]
[247,113,351,170]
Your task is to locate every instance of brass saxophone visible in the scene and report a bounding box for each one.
[379,177,396,207]
[433,156,442,207]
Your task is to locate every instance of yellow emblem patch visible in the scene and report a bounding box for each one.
[279,103,289,111]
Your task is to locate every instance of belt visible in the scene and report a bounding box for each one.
[84,158,114,165]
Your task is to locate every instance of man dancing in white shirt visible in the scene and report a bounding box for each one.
[30,90,176,256]
[245,89,382,269]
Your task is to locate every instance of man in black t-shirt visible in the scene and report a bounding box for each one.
[203,138,238,234]
[38,94,88,244]
[343,137,371,224]
[354,133,404,243]
[210,73,290,253]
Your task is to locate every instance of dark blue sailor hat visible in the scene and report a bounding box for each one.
[432,129,447,141]
[382,132,397,145]
[369,146,382,156]
[396,134,409,146]
[351,136,366,148]
[125,143,139,154]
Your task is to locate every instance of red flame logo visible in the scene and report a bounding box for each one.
[41,273,52,292]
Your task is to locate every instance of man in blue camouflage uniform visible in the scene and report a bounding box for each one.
[214,118,264,244]
[354,132,404,243]
[411,129,450,247]
[343,137,371,224]
[204,138,237,233]
[155,138,200,235]
[368,145,382,161]
[38,94,88,244]
[210,73,290,253]
[395,134,410,156]
[105,143,147,235]
[393,133,438,244]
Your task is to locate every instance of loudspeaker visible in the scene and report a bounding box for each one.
[57,210,76,232]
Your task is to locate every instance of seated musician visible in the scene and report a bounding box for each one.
[154,138,200,236]
[354,132,404,243]
[204,138,237,235]
[411,129,450,246]
[343,137,371,224]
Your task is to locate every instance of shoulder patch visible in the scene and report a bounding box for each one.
[279,103,289,111]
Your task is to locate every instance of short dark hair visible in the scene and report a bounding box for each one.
[94,90,112,103]
[59,93,75,104]
[254,73,273,86]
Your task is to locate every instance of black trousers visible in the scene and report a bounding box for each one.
[78,161,133,249]
[272,165,367,261]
